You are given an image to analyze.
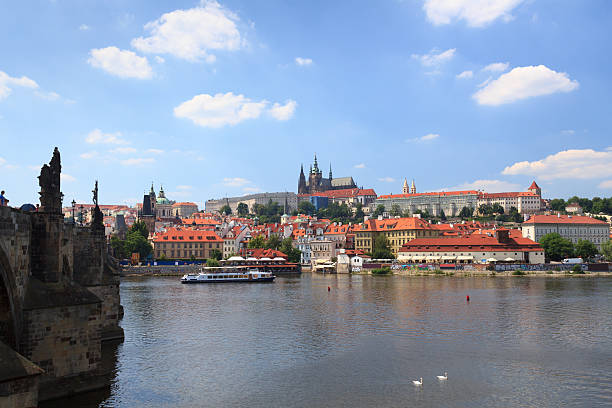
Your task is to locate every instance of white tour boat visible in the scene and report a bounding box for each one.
[181,267,275,284]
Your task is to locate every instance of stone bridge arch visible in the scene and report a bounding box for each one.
[0,242,22,349]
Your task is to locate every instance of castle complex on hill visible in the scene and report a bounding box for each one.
[298,154,357,194]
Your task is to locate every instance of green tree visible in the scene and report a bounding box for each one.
[549,199,566,212]
[600,240,612,261]
[298,201,316,215]
[574,239,598,261]
[236,202,249,216]
[265,234,282,250]
[439,209,447,221]
[206,258,220,267]
[124,230,153,259]
[110,235,127,259]
[248,235,266,248]
[479,204,493,215]
[390,204,402,217]
[459,206,473,219]
[372,204,386,218]
[209,249,223,260]
[540,233,574,262]
[353,203,365,223]
[219,204,232,215]
[130,220,149,239]
[280,237,302,263]
[509,206,522,223]
[372,234,394,259]
[492,203,504,214]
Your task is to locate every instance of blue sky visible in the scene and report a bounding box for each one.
[1,0,611,208]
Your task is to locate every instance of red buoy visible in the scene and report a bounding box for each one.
[466,295,470,302]
[328,286,331,292]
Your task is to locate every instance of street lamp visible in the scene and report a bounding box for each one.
[71,200,76,224]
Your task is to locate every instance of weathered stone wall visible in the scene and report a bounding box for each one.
[21,301,101,379]
[0,376,39,408]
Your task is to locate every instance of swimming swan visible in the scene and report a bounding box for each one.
[437,372,448,380]
[413,377,423,386]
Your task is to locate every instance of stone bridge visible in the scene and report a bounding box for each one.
[0,148,123,407]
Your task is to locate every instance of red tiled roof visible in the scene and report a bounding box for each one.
[354,217,437,232]
[523,215,607,225]
[399,233,542,253]
[298,188,376,199]
[243,248,288,259]
[182,218,221,225]
[153,227,222,243]
[479,192,538,198]
[172,202,198,207]
[378,190,478,199]
[529,181,540,190]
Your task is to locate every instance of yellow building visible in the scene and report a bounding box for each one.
[354,217,440,255]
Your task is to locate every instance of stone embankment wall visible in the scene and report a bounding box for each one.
[122,265,200,276]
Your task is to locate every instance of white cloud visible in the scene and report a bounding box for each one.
[80,151,98,159]
[154,56,165,64]
[408,133,440,142]
[174,92,296,127]
[243,186,261,193]
[35,91,61,101]
[423,0,524,27]
[61,173,76,182]
[561,129,575,135]
[79,24,90,31]
[223,177,250,187]
[378,177,396,183]
[502,148,612,180]
[473,65,579,106]
[131,0,243,62]
[412,48,456,67]
[268,100,297,121]
[482,62,509,72]
[0,157,5,166]
[86,129,129,145]
[146,148,164,154]
[295,57,313,66]
[456,70,473,79]
[354,163,366,169]
[599,180,612,189]
[444,179,521,192]
[110,147,138,154]
[88,46,153,79]
[121,157,155,166]
[0,70,39,100]
[177,185,193,190]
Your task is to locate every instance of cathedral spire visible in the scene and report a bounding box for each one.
[329,163,332,180]
[410,179,416,194]
[313,153,319,173]
[402,178,408,194]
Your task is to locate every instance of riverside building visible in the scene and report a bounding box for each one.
[354,217,440,255]
[521,214,610,249]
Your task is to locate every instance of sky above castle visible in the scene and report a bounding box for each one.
[1,0,611,208]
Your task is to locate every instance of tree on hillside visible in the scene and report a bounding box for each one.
[390,204,402,217]
[237,202,249,216]
[509,206,521,223]
[219,204,232,215]
[540,233,574,262]
[130,220,149,239]
[248,235,266,249]
[265,234,282,250]
[280,237,302,263]
[574,239,598,261]
[298,201,316,215]
[353,203,365,223]
[549,199,566,212]
[459,206,473,219]
[478,204,493,215]
[492,203,504,214]
[372,204,386,218]
[601,240,612,261]
[439,209,447,221]
[372,234,394,259]
[111,221,152,259]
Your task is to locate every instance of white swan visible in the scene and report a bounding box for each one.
[412,377,423,386]
[437,372,448,380]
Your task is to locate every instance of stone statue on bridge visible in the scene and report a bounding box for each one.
[91,180,104,232]
[38,147,63,213]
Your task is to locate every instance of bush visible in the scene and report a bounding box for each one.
[433,269,444,275]
[572,264,585,274]
[512,270,526,276]
[371,267,391,275]
[546,270,553,274]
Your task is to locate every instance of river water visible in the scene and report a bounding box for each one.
[46,274,612,407]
